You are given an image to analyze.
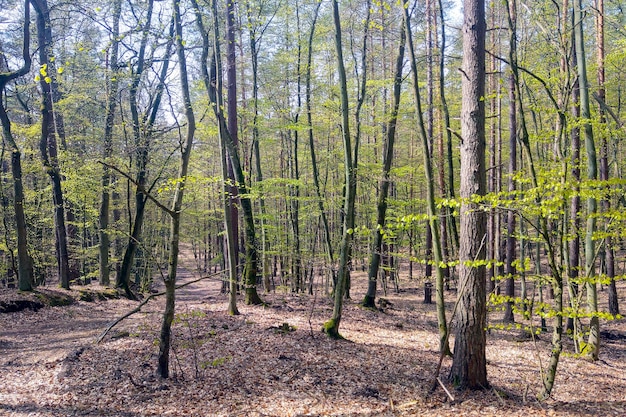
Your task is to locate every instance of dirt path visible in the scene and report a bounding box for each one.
[0,256,222,416]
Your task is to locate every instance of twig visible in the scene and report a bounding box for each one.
[437,377,455,402]
[96,269,226,343]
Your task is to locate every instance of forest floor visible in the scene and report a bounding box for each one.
[0,258,625,416]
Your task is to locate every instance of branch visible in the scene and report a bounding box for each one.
[97,160,174,216]
[96,268,228,344]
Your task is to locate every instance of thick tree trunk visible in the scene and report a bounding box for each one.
[449,0,488,389]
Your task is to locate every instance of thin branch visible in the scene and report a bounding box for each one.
[97,160,174,216]
[96,268,229,344]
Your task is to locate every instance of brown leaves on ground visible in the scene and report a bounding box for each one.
[0,272,625,417]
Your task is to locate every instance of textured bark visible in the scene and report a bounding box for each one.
[449,0,488,389]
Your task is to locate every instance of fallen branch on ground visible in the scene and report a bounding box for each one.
[96,269,228,344]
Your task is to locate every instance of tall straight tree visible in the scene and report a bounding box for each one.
[0,0,34,291]
[117,0,155,297]
[503,0,518,324]
[157,0,196,378]
[404,0,450,355]
[449,0,488,389]
[323,0,358,338]
[98,0,122,286]
[596,0,619,317]
[363,4,405,309]
[31,0,71,289]
[205,0,263,306]
[574,0,600,360]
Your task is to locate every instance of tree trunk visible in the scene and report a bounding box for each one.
[595,0,619,317]
[363,11,405,309]
[0,0,34,291]
[449,0,488,389]
[99,0,122,286]
[503,0,518,324]
[116,0,155,298]
[322,0,360,339]
[32,0,71,290]
[157,0,195,378]
[574,0,599,360]
[404,0,450,356]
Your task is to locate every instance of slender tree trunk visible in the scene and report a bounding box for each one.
[449,0,488,389]
[117,0,155,297]
[438,0,459,250]
[303,1,334,288]
[363,12,405,309]
[99,0,122,286]
[157,0,195,378]
[322,0,359,339]
[503,0,518,324]
[595,0,619,317]
[32,0,70,289]
[404,0,450,355]
[0,0,33,291]
[574,0,599,360]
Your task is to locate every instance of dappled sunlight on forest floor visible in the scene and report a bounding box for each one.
[0,263,625,416]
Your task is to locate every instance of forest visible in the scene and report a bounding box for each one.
[0,0,625,415]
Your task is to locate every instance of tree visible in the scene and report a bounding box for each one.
[403,0,450,355]
[363,3,404,310]
[574,0,600,360]
[449,0,488,389]
[0,0,34,291]
[98,0,122,286]
[32,0,71,289]
[157,0,196,378]
[322,0,359,339]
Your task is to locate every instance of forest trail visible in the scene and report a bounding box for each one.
[0,250,216,362]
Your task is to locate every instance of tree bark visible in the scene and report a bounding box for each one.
[449,0,488,389]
